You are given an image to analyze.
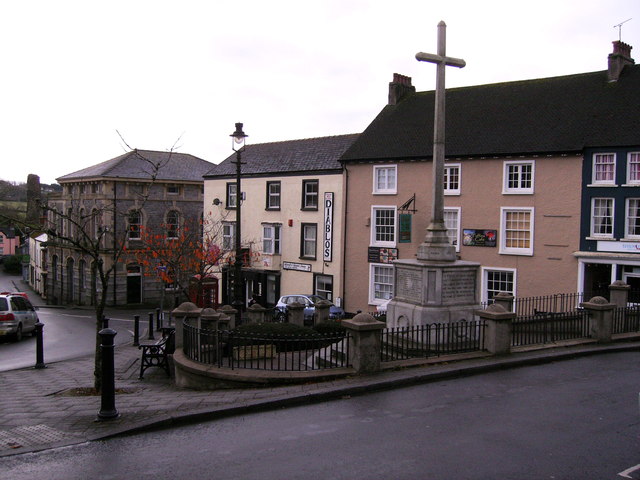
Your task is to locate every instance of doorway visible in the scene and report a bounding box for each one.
[127,264,142,304]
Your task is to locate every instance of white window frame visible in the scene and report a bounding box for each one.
[626,152,640,185]
[481,267,516,304]
[128,210,142,240]
[227,183,237,208]
[590,198,614,238]
[166,210,180,240]
[499,207,534,256]
[302,179,319,210]
[222,222,236,250]
[592,153,616,185]
[503,160,534,194]
[444,163,461,195]
[369,263,394,306]
[444,207,461,253]
[626,198,640,239]
[301,223,317,259]
[373,165,397,195]
[266,181,281,210]
[370,205,397,247]
[262,224,281,255]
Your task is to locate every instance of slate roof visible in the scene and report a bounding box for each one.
[57,150,214,182]
[204,134,360,178]
[341,65,640,162]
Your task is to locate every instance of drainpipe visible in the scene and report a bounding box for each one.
[113,180,117,306]
[340,164,349,311]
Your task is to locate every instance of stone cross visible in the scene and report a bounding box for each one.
[415,21,465,262]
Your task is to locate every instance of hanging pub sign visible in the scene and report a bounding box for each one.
[462,229,497,247]
[323,192,334,262]
[399,213,412,243]
[368,247,399,263]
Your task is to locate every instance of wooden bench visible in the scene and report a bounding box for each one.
[139,327,175,379]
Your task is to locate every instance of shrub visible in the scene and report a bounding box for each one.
[226,322,341,352]
[232,322,316,336]
[2,255,22,274]
[313,320,346,335]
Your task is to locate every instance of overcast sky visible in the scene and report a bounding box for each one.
[1,0,639,185]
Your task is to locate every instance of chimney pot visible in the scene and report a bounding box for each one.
[388,73,415,105]
[608,40,635,82]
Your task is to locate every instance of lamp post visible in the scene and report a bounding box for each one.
[230,123,247,313]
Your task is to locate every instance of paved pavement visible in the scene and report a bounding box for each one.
[1,323,639,458]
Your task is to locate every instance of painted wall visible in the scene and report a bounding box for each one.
[343,154,583,313]
[204,172,345,306]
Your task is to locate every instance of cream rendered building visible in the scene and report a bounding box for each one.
[203,134,358,309]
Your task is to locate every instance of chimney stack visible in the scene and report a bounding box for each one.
[608,40,635,82]
[388,73,416,105]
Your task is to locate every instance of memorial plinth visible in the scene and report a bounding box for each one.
[386,258,480,327]
[385,22,480,327]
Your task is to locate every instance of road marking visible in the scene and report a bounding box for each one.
[619,464,640,478]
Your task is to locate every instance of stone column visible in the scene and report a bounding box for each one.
[288,302,305,327]
[342,312,386,374]
[476,304,515,355]
[171,302,203,350]
[218,305,238,329]
[581,296,615,343]
[200,308,221,330]
[609,281,630,308]
[314,299,331,324]
[247,303,266,324]
[493,292,514,313]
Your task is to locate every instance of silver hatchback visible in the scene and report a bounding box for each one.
[0,294,39,341]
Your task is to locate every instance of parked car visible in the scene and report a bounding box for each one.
[276,294,345,320]
[0,293,39,341]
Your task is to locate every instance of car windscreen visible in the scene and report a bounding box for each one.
[0,298,7,311]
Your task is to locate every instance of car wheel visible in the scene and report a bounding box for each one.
[12,324,22,342]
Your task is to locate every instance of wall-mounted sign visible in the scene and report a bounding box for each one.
[598,240,640,253]
[368,247,398,264]
[323,192,334,262]
[399,214,412,243]
[462,229,497,247]
[283,261,312,272]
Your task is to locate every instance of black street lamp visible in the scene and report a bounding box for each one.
[230,123,247,313]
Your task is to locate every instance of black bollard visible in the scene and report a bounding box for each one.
[34,322,46,369]
[155,308,161,331]
[102,316,109,329]
[96,327,119,421]
[147,312,155,340]
[133,315,140,346]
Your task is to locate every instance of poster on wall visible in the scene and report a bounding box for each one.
[462,229,497,247]
[368,247,399,263]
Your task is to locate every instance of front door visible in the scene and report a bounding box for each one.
[127,264,142,304]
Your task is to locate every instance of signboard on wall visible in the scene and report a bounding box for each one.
[598,240,640,253]
[323,192,334,262]
[399,214,412,243]
[368,247,398,263]
[462,229,497,247]
[283,261,312,272]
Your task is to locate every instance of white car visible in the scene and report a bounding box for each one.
[0,293,39,341]
[276,294,345,320]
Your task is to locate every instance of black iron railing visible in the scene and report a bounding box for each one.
[514,293,589,317]
[613,305,640,334]
[511,310,590,346]
[183,322,351,371]
[381,320,486,361]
